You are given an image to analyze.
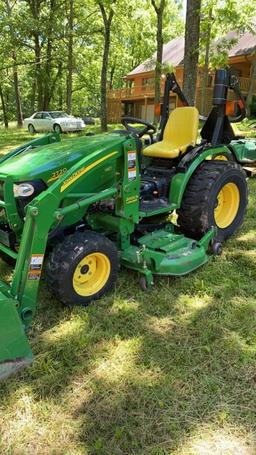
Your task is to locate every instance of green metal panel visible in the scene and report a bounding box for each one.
[229,140,256,163]
[0,132,60,166]
[0,133,126,183]
[115,137,140,223]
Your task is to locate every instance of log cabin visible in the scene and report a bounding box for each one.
[107,30,256,123]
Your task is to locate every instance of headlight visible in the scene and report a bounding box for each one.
[13,183,35,198]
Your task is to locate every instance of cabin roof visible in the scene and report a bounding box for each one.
[127,36,184,76]
[127,29,256,77]
[227,30,256,57]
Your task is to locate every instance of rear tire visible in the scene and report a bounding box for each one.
[28,124,36,134]
[46,231,118,306]
[177,161,247,241]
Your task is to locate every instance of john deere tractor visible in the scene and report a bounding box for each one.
[0,68,254,380]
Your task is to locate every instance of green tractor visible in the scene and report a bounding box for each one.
[0,69,254,380]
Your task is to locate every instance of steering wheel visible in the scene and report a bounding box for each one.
[121,116,156,140]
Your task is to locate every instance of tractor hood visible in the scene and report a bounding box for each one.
[0,133,127,183]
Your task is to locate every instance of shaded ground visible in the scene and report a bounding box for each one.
[0,127,255,454]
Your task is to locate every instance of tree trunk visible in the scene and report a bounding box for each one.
[183,0,201,105]
[100,27,111,132]
[151,0,165,122]
[30,78,37,113]
[246,58,256,117]
[43,0,56,110]
[200,8,212,116]
[4,0,23,126]
[109,63,116,90]
[12,53,23,127]
[98,2,115,132]
[66,0,74,114]
[0,84,8,128]
[25,0,43,110]
[34,33,43,110]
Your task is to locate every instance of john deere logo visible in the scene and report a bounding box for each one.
[60,152,118,192]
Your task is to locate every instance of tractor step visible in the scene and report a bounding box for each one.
[139,197,169,212]
[0,295,33,381]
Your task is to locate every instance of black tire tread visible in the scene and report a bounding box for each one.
[177,160,247,240]
[46,231,118,306]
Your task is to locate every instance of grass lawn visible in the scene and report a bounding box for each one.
[0,126,256,455]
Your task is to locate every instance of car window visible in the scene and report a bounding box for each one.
[49,111,69,119]
[41,112,51,119]
[34,112,42,119]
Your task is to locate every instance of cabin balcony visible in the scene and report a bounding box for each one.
[107,76,255,101]
[107,77,178,101]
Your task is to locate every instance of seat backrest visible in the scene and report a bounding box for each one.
[163,107,199,146]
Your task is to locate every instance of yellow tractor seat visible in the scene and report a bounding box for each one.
[143,107,199,159]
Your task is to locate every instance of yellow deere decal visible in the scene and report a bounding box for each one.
[60,152,118,192]
[47,168,67,183]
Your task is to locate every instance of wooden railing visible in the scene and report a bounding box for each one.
[107,84,162,100]
[239,76,256,92]
[108,76,255,100]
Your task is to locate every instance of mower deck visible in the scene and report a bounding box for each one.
[121,227,215,286]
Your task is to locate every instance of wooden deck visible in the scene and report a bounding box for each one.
[107,76,255,101]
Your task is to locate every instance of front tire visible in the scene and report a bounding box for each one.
[46,231,118,306]
[177,161,248,241]
[28,124,36,134]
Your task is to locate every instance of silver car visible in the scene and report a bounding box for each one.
[23,111,85,133]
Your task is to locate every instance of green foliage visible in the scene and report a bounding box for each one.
[0,0,183,123]
[199,0,256,69]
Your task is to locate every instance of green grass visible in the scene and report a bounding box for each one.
[0,127,256,454]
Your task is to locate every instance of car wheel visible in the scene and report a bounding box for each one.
[28,124,36,134]
[53,124,62,134]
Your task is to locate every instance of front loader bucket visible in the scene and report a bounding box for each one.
[0,297,33,381]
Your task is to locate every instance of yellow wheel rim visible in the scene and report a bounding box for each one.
[73,253,110,297]
[214,182,240,228]
[213,154,228,161]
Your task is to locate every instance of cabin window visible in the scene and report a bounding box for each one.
[142,78,154,88]
[127,80,134,88]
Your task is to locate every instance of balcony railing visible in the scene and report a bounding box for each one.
[239,76,256,92]
[108,76,255,101]
[107,77,183,100]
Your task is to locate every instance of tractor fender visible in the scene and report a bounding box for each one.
[169,145,231,207]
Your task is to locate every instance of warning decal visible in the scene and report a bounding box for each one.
[128,150,136,180]
[28,254,44,280]
[28,271,41,281]
[128,168,136,179]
